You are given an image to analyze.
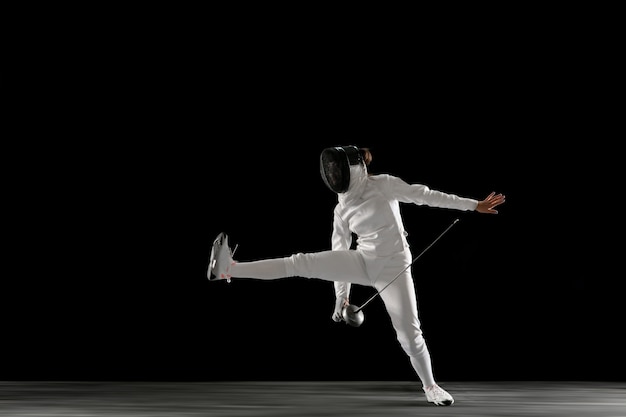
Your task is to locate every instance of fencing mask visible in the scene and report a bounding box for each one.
[320,145,364,193]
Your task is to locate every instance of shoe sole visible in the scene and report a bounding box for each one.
[207,232,225,281]
[428,399,454,406]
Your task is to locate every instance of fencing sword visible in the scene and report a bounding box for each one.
[342,218,460,327]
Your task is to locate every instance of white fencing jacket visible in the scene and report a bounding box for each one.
[331,164,478,300]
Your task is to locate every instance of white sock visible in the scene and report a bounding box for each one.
[229,258,289,280]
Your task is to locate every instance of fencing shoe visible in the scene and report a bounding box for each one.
[423,384,454,406]
[208,232,236,282]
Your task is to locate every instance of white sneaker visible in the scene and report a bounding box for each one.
[423,384,454,406]
[208,232,236,282]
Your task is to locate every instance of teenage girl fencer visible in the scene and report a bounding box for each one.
[208,145,505,406]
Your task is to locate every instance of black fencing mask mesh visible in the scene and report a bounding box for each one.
[320,145,363,193]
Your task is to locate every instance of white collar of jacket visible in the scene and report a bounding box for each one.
[337,163,368,208]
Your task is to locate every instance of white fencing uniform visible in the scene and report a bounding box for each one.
[229,162,477,387]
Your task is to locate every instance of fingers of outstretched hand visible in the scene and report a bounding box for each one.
[486,192,504,201]
[476,195,505,214]
[491,193,505,206]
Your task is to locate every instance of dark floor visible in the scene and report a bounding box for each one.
[0,381,625,416]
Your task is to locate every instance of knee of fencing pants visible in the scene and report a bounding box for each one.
[285,250,369,284]
[396,326,428,358]
[285,252,334,279]
[285,252,311,278]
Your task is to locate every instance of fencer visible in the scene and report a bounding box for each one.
[208,145,505,406]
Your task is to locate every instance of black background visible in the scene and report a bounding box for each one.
[6,11,622,383]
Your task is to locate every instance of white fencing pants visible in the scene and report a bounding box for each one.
[228,248,436,387]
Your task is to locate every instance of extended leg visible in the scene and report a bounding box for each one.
[209,233,370,285]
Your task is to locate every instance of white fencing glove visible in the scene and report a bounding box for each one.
[332,297,349,322]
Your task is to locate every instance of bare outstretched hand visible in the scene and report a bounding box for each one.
[475,192,505,214]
